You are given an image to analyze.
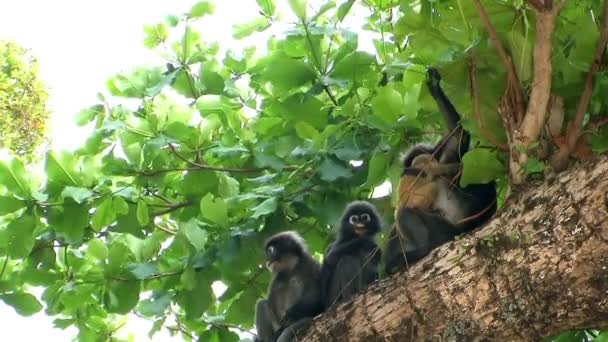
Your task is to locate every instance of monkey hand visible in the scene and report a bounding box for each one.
[426,67,441,89]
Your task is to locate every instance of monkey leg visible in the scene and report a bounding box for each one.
[385,208,459,274]
[276,318,313,342]
[255,299,276,342]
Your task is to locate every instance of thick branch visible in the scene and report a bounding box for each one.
[511,3,566,184]
[551,0,608,171]
[302,155,608,341]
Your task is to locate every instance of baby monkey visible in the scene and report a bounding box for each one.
[255,231,322,342]
[321,201,383,309]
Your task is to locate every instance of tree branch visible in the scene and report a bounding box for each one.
[472,0,525,124]
[302,155,608,341]
[551,0,608,171]
[511,2,566,184]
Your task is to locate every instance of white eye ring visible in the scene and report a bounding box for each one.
[361,213,371,222]
[348,215,359,225]
[267,246,276,255]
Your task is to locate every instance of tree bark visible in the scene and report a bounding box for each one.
[301,156,608,341]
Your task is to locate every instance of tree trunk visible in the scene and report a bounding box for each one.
[301,156,608,341]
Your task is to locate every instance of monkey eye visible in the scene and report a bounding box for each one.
[361,213,371,222]
[267,246,277,258]
[348,215,359,225]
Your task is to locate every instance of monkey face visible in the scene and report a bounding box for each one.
[264,231,306,273]
[340,201,382,238]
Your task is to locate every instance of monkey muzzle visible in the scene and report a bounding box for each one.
[354,223,367,235]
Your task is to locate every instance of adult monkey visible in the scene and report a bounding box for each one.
[255,231,323,342]
[384,67,497,274]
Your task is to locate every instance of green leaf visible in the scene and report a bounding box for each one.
[45,151,79,187]
[51,202,89,244]
[200,194,228,226]
[337,0,355,21]
[460,149,505,187]
[288,0,307,19]
[75,105,104,126]
[525,158,545,175]
[261,55,316,94]
[5,214,36,258]
[0,158,31,198]
[137,293,171,317]
[257,0,276,16]
[233,17,271,39]
[371,86,403,124]
[0,292,42,316]
[199,68,225,94]
[87,238,109,260]
[251,197,278,218]
[103,280,140,314]
[60,186,94,204]
[91,198,116,231]
[295,121,319,140]
[318,158,353,181]
[365,152,388,187]
[129,262,158,280]
[113,196,129,215]
[189,1,214,19]
[136,200,150,226]
[181,219,209,251]
[176,272,213,319]
[0,196,26,215]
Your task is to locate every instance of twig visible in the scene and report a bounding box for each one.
[551,0,608,170]
[151,201,192,216]
[469,56,509,151]
[472,0,525,124]
[154,223,178,235]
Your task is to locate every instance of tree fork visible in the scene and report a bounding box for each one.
[301,156,608,341]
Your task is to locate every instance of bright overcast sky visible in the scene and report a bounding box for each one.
[0,0,376,340]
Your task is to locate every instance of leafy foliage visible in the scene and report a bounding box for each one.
[0,40,51,160]
[0,0,607,341]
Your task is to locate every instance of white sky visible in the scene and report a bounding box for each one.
[0,0,384,340]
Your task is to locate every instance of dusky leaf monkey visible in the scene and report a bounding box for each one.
[384,67,497,274]
[255,231,323,342]
[320,201,382,309]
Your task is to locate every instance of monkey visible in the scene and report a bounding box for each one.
[255,231,323,342]
[320,201,382,309]
[384,67,497,274]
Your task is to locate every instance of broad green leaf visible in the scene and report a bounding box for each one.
[50,202,89,244]
[199,68,225,95]
[257,0,276,15]
[136,200,150,226]
[337,0,355,21]
[525,158,545,175]
[289,0,307,19]
[87,238,109,260]
[143,23,169,49]
[295,121,319,140]
[0,159,31,198]
[0,292,42,316]
[318,158,353,181]
[75,105,104,126]
[218,174,239,198]
[129,262,158,280]
[460,149,505,187]
[0,196,26,215]
[91,198,116,231]
[371,86,403,124]
[200,194,228,226]
[189,1,214,18]
[365,152,388,187]
[181,219,209,251]
[103,280,140,314]
[46,151,79,187]
[261,55,316,94]
[233,17,271,39]
[137,293,171,317]
[176,272,213,319]
[113,196,129,215]
[6,214,36,258]
[251,197,278,218]
[60,186,94,204]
